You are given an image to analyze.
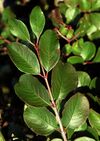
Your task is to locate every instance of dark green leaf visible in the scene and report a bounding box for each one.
[52,61,78,101]
[30,6,45,38]
[14,74,50,107]
[77,71,91,87]
[88,109,100,135]
[93,47,100,63]
[39,30,60,72]
[24,106,58,136]
[74,137,96,141]
[80,42,96,61]
[9,19,30,41]
[62,93,89,129]
[67,56,84,64]
[8,42,40,74]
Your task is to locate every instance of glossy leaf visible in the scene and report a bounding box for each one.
[51,139,62,141]
[9,19,30,41]
[24,106,58,136]
[88,109,100,135]
[74,137,96,141]
[80,42,96,61]
[62,93,89,129]
[93,47,100,63]
[39,30,60,72]
[30,6,45,38]
[8,42,40,74]
[77,71,91,87]
[51,61,78,101]
[14,74,50,107]
[67,56,84,64]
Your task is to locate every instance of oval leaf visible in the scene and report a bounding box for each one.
[62,93,89,129]
[39,30,60,72]
[88,109,100,135]
[24,106,58,136]
[80,42,96,61]
[74,137,96,141]
[9,19,30,41]
[77,71,91,87]
[51,61,78,101]
[30,6,45,38]
[14,74,50,107]
[67,56,84,64]
[8,42,40,74]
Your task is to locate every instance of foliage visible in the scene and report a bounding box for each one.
[0,0,100,141]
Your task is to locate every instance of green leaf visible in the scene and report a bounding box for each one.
[74,137,96,141]
[75,122,87,132]
[88,109,100,135]
[64,0,78,7]
[72,41,82,55]
[77,71,91,87]
[89,30,100,40]
[91,0,100,11]
[51,61,78,101]
[65,7,80,23]
[63,44,72,55]
[0,132,5,141]
[8,42,40,74]
[9,19,30,41]
[90,13,100,30]
[14,74,50,107]
[87,126,100,141]
[67,56,84,64]
[51,139,62,141]
[62,93,89,129]
[24,106,58,136]
[30,6,45,39]
[93,47,100,63]
[80,42,96,61]
[39,30,60,72]
[79,0,91,11]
